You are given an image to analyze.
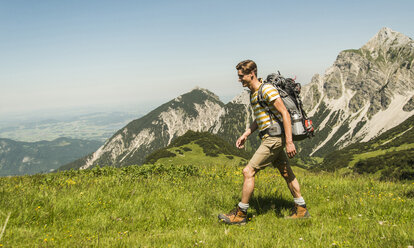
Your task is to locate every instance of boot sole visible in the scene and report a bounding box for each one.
[218,214,247,225]
[285,214,311,219]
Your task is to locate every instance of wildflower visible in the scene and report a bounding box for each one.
[378,221,385,225]
[66,179,76,185]
[299,238,303,241]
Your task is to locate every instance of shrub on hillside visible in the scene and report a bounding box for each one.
[195,138,220,157]
[182,147,192,152]
[144,150,176,164]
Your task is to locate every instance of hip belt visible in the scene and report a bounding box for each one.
[259,126,283,139]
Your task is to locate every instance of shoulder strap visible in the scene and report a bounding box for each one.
[257,82,284,130]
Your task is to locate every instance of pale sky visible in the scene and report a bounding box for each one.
[1,0,413,117]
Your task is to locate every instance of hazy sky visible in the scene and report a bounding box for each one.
[1,0,413,117]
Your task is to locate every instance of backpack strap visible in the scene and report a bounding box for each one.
[257,82,284,132]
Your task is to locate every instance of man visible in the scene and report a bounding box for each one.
[218,60,310,225]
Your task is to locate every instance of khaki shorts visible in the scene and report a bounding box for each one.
[247,136,289,170]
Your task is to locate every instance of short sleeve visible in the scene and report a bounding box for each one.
[262,84,280,104]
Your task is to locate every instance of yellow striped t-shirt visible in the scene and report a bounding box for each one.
[250,83,283,132]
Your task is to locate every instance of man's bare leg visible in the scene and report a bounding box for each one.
[277,163,310,218]
[217,165,256,224]
[241,165,257,204]
[277,163,301,198]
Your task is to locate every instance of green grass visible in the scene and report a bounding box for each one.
[1,145,413,247]
[155,142,248,167]
[349,143,414,167]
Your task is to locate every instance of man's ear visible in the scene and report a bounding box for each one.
[250,72,255,79]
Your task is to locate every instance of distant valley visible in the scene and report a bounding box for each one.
[0,111,142,176]
[0,111,141,142]
[0,137,102,176]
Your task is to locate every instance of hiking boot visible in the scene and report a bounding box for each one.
[286,204,310,219]
[218,206,247,225]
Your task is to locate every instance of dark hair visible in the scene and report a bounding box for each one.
[236,60,257,77]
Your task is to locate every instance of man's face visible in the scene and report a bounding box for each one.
[237,70,252,88]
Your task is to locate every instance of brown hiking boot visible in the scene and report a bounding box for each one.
[218,206,247,225]
[286,204,310,219]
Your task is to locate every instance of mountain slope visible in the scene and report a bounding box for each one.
[144,130,251,164]
[0,137,102,176]
[318,114,414,180]
[66,88,226,169]
[210,90,260,153]
[298,27,414,158]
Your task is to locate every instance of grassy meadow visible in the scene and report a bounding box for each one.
[1,143,413,247]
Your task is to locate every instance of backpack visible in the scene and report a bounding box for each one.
[257,71,314,141]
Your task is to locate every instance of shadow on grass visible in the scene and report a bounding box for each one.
[249,194,293,218]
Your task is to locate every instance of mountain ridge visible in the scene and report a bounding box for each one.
[64,27,414,171]
[70,88,225,169]
[298,27,414,158]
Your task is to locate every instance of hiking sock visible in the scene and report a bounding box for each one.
[238,202,249,212]
[294,197,306,207]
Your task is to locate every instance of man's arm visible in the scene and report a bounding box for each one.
[272,98,297,158]
[236,120,258,149]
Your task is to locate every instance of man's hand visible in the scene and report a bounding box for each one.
[236,121,256,149]
[286,141,297,158]
[236,135,248,149]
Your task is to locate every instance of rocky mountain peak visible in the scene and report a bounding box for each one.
[362,27,413,52]
[190,86,221,102]
[298,27,414,157]
[230,90,250,105]
[72,87,227,169]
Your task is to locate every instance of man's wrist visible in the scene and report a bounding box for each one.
[244,129,252,137]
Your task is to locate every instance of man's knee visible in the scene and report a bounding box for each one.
[243,165,256,179]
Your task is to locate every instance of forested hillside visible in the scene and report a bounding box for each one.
[319,115,414,180]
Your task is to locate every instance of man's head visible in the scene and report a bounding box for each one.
[236,60,258,88]
[236,60,257,77]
